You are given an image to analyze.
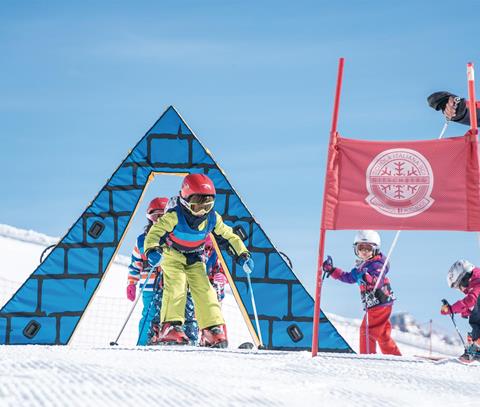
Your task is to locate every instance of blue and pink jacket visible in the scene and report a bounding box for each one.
[331,253,395,310]
[128,233,160,291]
[451,267,480,317]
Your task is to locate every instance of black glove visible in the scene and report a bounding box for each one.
[427,91,467,121]
[428,91,456,111]
[322,255,335,278]
[374,288,388,303]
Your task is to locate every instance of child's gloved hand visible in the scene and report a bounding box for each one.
[440,304,451,315]
[147,249,162,268]
[322,255,335,277]
[213,272,228,285]
[126,283,136,301]
[238,253,254,274]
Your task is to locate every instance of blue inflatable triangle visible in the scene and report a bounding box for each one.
[0,106,352,352]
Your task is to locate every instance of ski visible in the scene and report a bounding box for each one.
[414,354,480,365]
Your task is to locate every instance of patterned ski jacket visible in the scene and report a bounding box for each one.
[128,233,160,292]
[144,197,249,263]
[451,267,480,317]
[330,253,395,310]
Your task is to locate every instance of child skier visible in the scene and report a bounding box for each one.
[322,230,401,355]
[442,259,480,362]
[127,197,197,345]
[144,173,253,348]
[127,197,169,345]
[146,235,225,346]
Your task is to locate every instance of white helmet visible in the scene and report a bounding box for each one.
[447,260,474,289]
[353,230,381,257]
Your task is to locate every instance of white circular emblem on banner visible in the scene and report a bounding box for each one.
[366,148,434,218]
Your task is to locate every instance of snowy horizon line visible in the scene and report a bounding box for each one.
[0,223,130,266]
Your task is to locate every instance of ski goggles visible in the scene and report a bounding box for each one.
[355,243,375,252]
[182,195,215,216]
[147,209,165,222]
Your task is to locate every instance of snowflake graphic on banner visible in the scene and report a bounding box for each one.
[365,148,434,218]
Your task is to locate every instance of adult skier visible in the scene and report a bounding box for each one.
[322,230,401,355]
[442,260,480,362]
[144,173,253,348]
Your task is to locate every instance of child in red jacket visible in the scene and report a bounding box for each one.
[442,259,480,361]
[323,230,401,355]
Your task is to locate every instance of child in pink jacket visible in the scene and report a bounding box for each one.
[442,259,480,361]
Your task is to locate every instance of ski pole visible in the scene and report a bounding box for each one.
[441,299,467,349]
[438,120,450,139]
[110,265,157,346]
[438,97,460,139]
[136,273,161,346]
[244,263,264,349]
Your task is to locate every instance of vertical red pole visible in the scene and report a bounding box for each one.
[467,62,477,135]
[312,57,345,357]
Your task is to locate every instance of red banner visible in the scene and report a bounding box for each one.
[323,132,480,230]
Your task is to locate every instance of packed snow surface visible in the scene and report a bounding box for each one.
[0,225,477,406]
[0,346,477,407]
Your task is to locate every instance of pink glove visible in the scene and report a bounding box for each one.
[126,284,136,301]
[213,272,228,285]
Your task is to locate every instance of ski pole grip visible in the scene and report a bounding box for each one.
[243,263,252,274]
[441,298,449,306]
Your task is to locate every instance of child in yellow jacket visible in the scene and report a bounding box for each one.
[144,173,253,348]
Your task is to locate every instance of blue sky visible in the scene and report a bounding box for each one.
[2,0,480,335]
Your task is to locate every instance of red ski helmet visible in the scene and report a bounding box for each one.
[146,197,169,222]
[179,174,216,216]
[180,174,216,199]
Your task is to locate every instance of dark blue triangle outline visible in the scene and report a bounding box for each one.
[0,106,353,352]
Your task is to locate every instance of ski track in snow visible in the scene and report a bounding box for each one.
[0,346,478,407]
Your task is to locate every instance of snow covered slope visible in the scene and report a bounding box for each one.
[0,224,476,407]
[0,345,478,407]
[0,224,462,355]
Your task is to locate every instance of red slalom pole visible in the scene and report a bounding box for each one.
[467,63,478,135]
[312,57,344,357]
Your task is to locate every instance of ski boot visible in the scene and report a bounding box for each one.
[200,324,228,348]
[159,322,189,345]
[147,323,160,345]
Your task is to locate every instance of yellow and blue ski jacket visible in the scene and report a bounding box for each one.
[144,197,248,260]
